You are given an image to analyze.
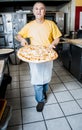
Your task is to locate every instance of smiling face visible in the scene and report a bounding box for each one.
[33,2,46,21]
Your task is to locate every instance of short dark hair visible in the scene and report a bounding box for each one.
[33,2,46,10]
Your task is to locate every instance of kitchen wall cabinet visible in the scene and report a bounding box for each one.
[61,43,82,82]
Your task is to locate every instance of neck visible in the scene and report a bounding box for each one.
[35,18,45,23]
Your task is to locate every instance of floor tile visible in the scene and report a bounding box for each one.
[23,121,46,130]
[19,70,28,75]
[20,75,30,81]
[20,80,32,88]
[7,125,22,130]
[19,64,29,71]
[21,87,35,97]
[46,93,57,105]
[10,65,19,72]
[70,88,82,99]
[11,75,19,82]
[53,60,60,67]
[60,75,74,82]
[7,81,19,89]
[77,99,82,108]
[46,117,71,130]
[52,71,57,77]
[43,104,64,119]
[5,88,20,98]
[60,101,82,116]
[67,114,82,130]
[10,71,19,76]
[55,91,74,102]
[50,76,61,84]
[64,81,81,90]
[7,98,21,110]
[55,68,71,76]
[9,110,22,126]
[54,66,68,73]
[77,81,82,87]
[50,83,67,92]
[22,107,43,123]
[21,96,37,108]
[47,86,52,93]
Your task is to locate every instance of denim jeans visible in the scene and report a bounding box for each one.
[34,83,49,102]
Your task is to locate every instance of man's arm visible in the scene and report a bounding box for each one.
[15,34,28,46]
[49,37,60,49]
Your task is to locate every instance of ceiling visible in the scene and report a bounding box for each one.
[0,0,71,12]
[0,0,71,6]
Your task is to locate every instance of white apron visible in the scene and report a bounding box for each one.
[29,61,53,85]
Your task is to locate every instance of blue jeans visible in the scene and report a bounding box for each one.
[34,83,49,102]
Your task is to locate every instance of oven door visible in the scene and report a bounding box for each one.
[0,35,6,48]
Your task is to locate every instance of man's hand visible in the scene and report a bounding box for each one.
[49,38,60,49]
[21,39,28,46]
[15,34,28,46]
[49,44,56,49]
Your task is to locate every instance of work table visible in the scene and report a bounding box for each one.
[60,38,82,48]
[61,38,82,83]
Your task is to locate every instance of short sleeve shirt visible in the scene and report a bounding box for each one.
[18,19,62,46]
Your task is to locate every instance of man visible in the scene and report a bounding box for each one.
[16,2,62,112]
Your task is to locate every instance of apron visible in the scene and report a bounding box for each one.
[29,61,53,85]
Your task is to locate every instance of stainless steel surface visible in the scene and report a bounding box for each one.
[69,31,77,39]
[0,13,27,64]
[55,12,65,34]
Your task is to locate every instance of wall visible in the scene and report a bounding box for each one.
[59,0,82,33]
[58,0,75,34]
[75,0,82,6]
[75,0,82,31]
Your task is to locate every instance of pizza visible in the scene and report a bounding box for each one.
[17,45,58,63]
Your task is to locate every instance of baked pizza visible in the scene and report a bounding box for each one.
[17,45,58,63]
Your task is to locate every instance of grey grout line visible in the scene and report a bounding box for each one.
[18,68,24,130]
[42,112,48,130]
[49,85,73,130]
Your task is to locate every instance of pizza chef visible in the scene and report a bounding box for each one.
[16,2,62,112]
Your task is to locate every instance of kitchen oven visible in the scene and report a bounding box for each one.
[0,15,6,47]
[0,13,27,64]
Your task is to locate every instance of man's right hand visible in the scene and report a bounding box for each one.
[21,39,28,46]
[15,34,28,46]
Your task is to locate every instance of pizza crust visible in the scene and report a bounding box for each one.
[17,45,58,63]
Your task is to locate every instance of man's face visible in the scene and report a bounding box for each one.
[33,3,46,20]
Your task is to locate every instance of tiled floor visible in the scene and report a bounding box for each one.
[6,59,82,130]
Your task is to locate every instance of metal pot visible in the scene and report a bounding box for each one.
[69,31,77,39]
